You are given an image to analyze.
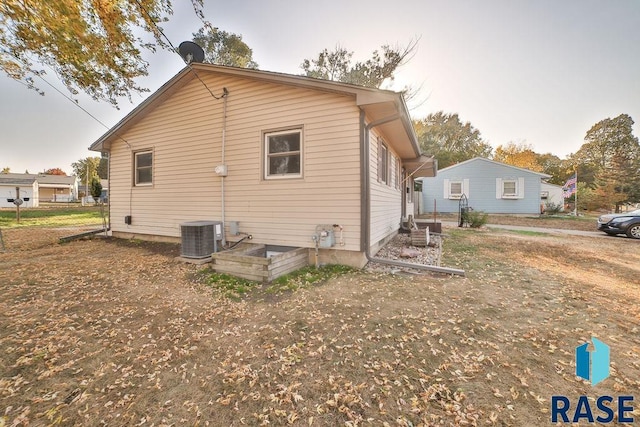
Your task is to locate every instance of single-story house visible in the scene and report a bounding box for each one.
[419,157,553,215]
[540,182,564,211]
[89,64,436,268]
[34,174,78,202]
[0,175,38,208]
[0,173,78,207]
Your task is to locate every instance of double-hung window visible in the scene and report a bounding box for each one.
[264,129,302,179]
[378,140,389,185]
[134,150,153,186]
[449,181,463,198]
[496,177,524,199]
[502,180,517,197]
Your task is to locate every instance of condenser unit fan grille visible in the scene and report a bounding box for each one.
[180,221,219,258]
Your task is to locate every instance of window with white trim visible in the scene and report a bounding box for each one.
[444,178,469,199]
[378,140,389,185]
[134,150,153,186]
[496,177,524,199]
[502,180,517,197]
[394,156,401,189]
[449,180,463,198]
[264,129,302,179]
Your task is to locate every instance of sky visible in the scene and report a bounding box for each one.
[1,0,639,175]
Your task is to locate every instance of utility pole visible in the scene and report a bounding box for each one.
[15,186,21,223]
[86,163,89,205]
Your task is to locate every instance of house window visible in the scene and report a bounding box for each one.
[450,181,463,198]
[395,156,401,189]
[502,180,517,197]
[496,177,524,199]
[134,151,153,186]
[264,129,302,179]
[378,140,389,185]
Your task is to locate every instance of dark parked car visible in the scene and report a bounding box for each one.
[597,209,640,239]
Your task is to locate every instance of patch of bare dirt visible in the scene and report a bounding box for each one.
[420,213,598,231]
[1,226,639,426]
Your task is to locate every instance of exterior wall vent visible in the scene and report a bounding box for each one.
[180,221,223,258]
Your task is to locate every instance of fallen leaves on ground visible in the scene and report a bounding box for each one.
[1,226,639,426]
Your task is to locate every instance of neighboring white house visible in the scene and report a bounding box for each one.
[419,157,553,215]
[0,173,78,207]
[89,64,436,268]
[540,182,564,212]
[0,175,38,208]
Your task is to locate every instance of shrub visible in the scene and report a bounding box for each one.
[544,202,563,215]
[465,209,488,228]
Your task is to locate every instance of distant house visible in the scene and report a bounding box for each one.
[34,174,78,202]
[0,173,78,207]
[540,182,564,211]
[419,157,552,215]
[89,64,436,267]
[0,175,38,208]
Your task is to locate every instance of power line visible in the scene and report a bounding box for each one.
[132,0,226,100]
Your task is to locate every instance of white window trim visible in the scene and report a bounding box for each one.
[444,178,469,199]
[264,128,303,180]
[134,150,153,186]
[378,140,389,185]
[496,177,525,199]
[394,156,401,189]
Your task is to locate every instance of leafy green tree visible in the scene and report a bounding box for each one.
[90,177,103,204]
[536,153,566,185]
[97,157,109,180]
[72,157,101,186]
[493,142,543,172]
[192,27,257,68]
[1,0,206,106]
[1,167,9,174]
[492,143,568,184]
[571,114,640,211]
[301,40,417,88]
[413,112,492,169]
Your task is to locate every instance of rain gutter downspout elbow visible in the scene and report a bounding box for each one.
[359,110,465,277]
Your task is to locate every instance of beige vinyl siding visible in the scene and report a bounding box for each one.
[369,129,402,250]
[109,73,361,251]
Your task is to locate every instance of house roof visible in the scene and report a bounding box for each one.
[436,157,551,178]
[0,175,36,186]
[0,173,76,186]
[89,64,422,160]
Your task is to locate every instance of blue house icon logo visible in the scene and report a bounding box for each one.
[576,337,610,386]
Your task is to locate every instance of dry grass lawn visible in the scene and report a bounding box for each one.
[1,224,639,426]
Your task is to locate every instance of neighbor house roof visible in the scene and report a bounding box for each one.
[89,64,422,160]
[0,174,37,186]
[437,157,551,178]
[0,173,76,187]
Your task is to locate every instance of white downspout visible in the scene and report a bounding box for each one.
[359,110,465,276]
[221,88,229,245]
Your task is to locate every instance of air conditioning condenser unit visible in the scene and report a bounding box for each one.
[180,220,223,258]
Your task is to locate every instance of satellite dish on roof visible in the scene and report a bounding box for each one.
[179,41,205,64]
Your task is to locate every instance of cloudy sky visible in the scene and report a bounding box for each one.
[1,0,639,175]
